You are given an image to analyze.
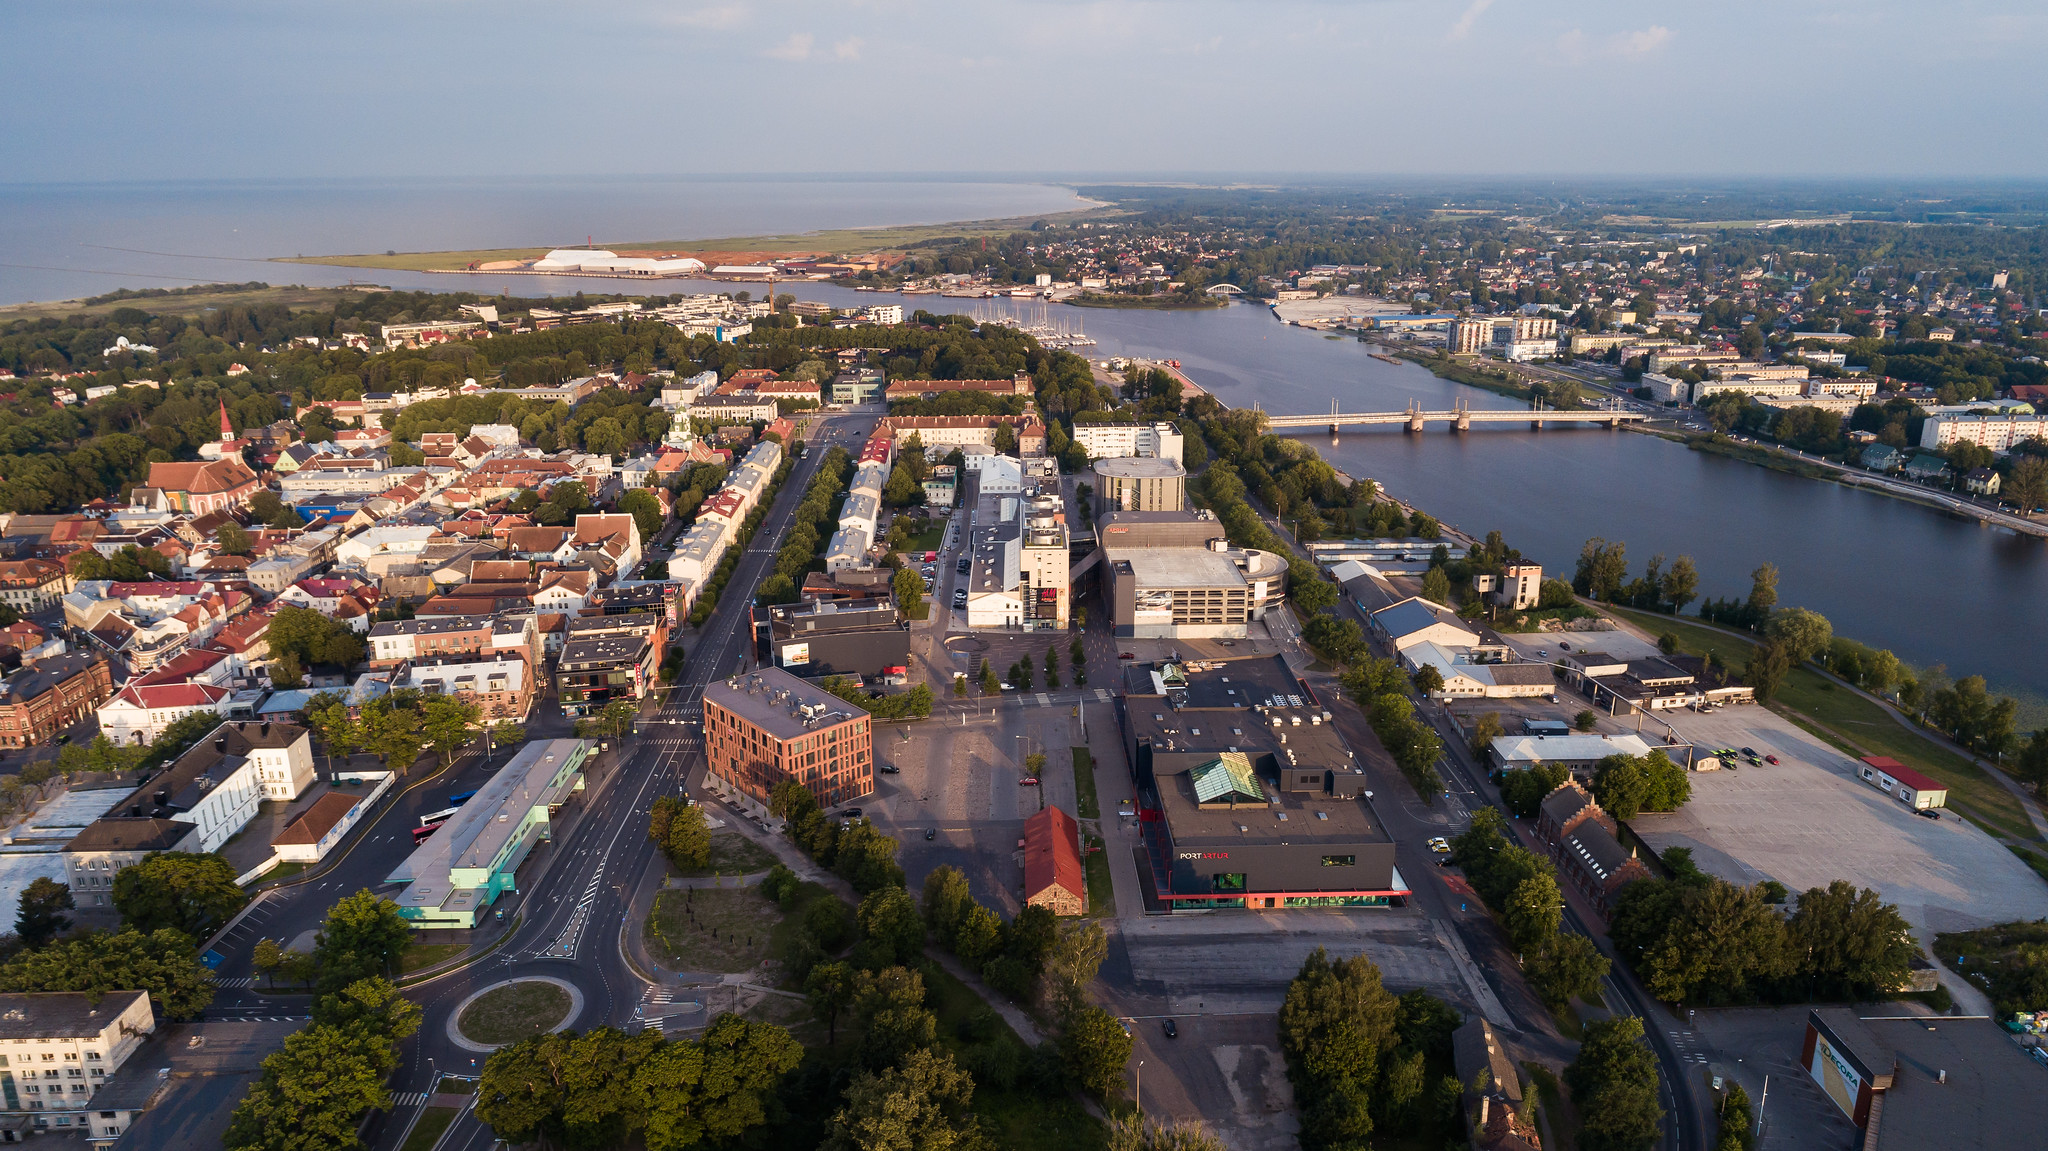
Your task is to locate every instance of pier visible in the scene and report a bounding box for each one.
[1259,398,1647,433]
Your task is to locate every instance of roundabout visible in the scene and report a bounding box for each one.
[447,976,585,1052]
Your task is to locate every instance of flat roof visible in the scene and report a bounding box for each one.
[1491,733,1655,764]
[1152,751,1390,848]
[559,633,649,665]
[1813,1012,2042,1149]
[1108,546,1246,590]
[704,665,869,741]
[1093,456,1186,479]
[0,990,147,1039]
[387,738,588,905]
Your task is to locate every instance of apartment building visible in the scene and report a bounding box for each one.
[1070,420,1185,464]
[0,990,155,1138]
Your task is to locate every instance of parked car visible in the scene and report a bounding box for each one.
[1740,746,1757,757]
[878,764,900,774]
[1764,754,1779,765]
[957,558,970,574]
[1162,1019,1179,1039]
[1119,652,1136,660]
[1019,777,1040,786]
[1428,837,1451,854]
[926,827,937,839]
[1917,808,1942,820]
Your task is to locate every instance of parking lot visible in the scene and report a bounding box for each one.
[1631,703,2048,935]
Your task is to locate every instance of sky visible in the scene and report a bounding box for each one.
[8,0,2048,182]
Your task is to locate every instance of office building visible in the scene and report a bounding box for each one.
[556,615,662,715]
[1098,511,1287,639]
[703,667,873,812]
[1122,656,1404,910]
[0,654,116,750]
[761,596,909,681]
[1448,319,1492,355]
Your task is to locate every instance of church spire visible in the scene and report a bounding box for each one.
[219,398,234,443]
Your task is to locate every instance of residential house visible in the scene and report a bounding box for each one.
[0,559,69,613]
[141,459,261,515]
[1965,466,2001,496]
[95,682,234,746]
[394,653,533,721]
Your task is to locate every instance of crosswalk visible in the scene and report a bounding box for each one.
[393,1092,428,1108]
[1668,1028,1710,1064]
[215,977,254,989]
[1014,688,1113,709]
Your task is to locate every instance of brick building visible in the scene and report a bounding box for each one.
[1534,780,1653,916]
[0,653,116,749]
[703,667,873,812]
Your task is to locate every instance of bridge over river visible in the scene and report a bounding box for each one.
[1260,398,1648,433]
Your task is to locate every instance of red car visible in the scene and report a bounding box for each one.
[1019,777,1040,786]
[1119,652,1135,660]
[1764,754,1779,764]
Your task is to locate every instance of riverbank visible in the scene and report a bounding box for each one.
[1066,292,1227,310]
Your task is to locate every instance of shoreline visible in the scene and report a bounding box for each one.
[1384,344,2048,542]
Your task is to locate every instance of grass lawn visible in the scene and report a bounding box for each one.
[457,981,571,1046]
[399,942,469,974]
[1070,747,1100,819]
[433,1076,475,1095]
[646,885,785,973]
[399,1107,458,1151]
[1083,836,1114,918]
[1607,607,2040,843]
[900,523,948,552]
[1932,920,2048,1014]
[256,860,312,884]
[921,964,1106,1151]
[1524,1062,1576,1151]
[673,832,780,878]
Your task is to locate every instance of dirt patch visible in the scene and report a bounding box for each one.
[457,981,571,1046]
[646,885,783,973]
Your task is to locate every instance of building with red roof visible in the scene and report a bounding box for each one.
[1022,805,1086,916]
[96,681,234,747]
[1857,757,1949,810]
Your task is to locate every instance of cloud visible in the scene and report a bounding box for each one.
[1447,0,1491,41]
[662,3,747,30]
[765,32,814,60]
[833,36,864,60]
[1556,24,1673,62]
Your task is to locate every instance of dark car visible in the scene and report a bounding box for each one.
[1917,808,1942,820]
[925,827,937,840]
[841,807,862,819]
[1740,747,1757,757]
[878,764,900,774]
[957,558,970,574]
[1162,1019,1178,1039]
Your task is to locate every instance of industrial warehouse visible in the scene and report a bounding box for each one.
[1120,655,1407,909]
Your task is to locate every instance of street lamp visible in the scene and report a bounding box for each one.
[1135,1059,1144,1115]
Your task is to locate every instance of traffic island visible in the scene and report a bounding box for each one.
[448,977,582,1051]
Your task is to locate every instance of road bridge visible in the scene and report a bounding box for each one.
[1260,398,1648,432]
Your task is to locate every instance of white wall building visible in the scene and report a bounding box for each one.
[95,683,234,747]
[0,990,155,1134]
[1920,413,2048,451]
[1070,421,1185,465]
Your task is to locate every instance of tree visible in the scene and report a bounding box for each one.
[1745,562,1779,627]
[2018,730,2048,795]
[313,891,411,992]
[2008,456,2048,514]
[805,961,858,1044]
[1502,873,1563,955]
[15,877,72,947]
[252,938,284,989]
[490,720,527,750]
[1592,754,1649,819]
[826,1047,979,1151]
[111,851,248,939]
[1573,538,1628,601]
[1291,578,1339,615]
[639,1015,803,1151]
[618,488,664,541]
[1420,566,1452,606]
[1766,607,1833,665]
[1537,578,1576,609]
[1042,920,1109,1016]
[1279,948,1401,1150]
[305,694,363,774]
[216,523,252,556]
[1565,1016,1664,1151]
[1501,761,1568,819]
[854,886,924,969]
[0,928,215,1018]
[223,1021,396,1151]
[892,565,926,617]
[1786,880,1916,1000]
[1061,1004,1135,1099]
[1526,933,1611,1011]
[1574,709,1599,732]
[266,605,366,670]
[1468,712,1507,762]
[668,802,711,869]
[1744,640,1792,702]
[1659,555,1699,613]
[1411,665,1445,696]
[417,692,480,762]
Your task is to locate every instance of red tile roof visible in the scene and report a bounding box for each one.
[1022,806,1085,912]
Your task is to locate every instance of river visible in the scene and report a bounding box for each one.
[1,181,2041,713]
